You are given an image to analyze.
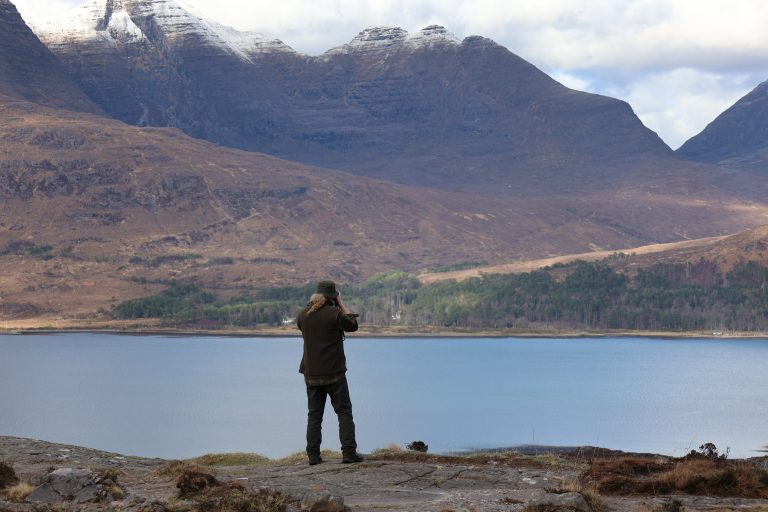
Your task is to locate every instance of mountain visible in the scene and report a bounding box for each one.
[5,0,768,323]
[29,0,294,130]
[0,0,101,113]
[31,0,677,193]
[677,80,768,170]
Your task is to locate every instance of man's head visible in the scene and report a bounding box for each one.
[316,280,339,298]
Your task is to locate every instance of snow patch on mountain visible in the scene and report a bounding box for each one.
[29,0,295,59]
[407,25,460,48]
[207,20,295,58]
[324,25,460,56]
[106,9,144,42]
[29,0,127,47]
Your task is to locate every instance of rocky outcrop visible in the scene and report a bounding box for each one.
[525,492,594,512]
[300,490,349,512]
[25,467,123,505]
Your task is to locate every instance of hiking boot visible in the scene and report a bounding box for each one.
[308,455,323,466]
[342,452,364,464]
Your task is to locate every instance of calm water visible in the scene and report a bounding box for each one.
[1,333,767,459]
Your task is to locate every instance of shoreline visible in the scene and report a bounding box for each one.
[2,325,768,340]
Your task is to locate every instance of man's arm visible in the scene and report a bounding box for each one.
[336,293,358,332]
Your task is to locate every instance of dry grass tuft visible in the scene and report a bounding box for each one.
[156,459,190,477]
[274,450,342,465]
[189,453,270,467]
[0,461,18,489]
[98,467,124,482]
[583,456,672,494]
[110,484,126,500]
[369,444,405,456]
[583,455,768,498]
[551,479,606,512]
[194,486,287,512]
[369,448,582,470]
[5,481,34,502]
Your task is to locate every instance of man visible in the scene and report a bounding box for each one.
[297,280,364,465]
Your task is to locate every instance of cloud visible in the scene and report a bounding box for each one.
[11,0,768,147]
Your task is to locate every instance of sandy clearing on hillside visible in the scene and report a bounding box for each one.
[419,235,729,283]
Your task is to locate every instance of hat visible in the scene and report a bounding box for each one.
[316,280,339,298]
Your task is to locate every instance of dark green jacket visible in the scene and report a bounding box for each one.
[297,303,358,376]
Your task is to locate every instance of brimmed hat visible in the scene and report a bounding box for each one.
[316,280,339,298]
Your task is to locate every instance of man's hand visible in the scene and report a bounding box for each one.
[336,292,351,315]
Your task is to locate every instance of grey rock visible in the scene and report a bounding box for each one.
[49,467,97,497]
[301,490,349,512]
[526,491,593,512]
[25,483,62,504]
[74,483,102,503]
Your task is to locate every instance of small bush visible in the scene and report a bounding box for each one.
[407,441,428,453]
[683,442,729,462]
[28,245,53,255]
[173,463,287,512]
[5,481,33,502]
[176,466,219,496]
[0,461,18,489]
[208,257,235,265]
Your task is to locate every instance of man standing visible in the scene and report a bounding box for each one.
[297,280,363,465]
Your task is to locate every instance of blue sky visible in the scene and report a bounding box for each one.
[14,0,768,149]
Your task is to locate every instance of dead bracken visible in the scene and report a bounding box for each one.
[581,444,768,499]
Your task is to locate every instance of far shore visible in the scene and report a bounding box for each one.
[1,320,768,340]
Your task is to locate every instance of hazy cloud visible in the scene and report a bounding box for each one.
[12,0,768,147]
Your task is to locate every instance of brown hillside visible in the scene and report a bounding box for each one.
[5,97,768,321]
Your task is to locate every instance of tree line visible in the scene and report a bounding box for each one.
[110,259,768,332]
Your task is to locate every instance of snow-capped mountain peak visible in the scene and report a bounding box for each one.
[325,25,460,56]
[407,25,460,47]
[29,0,295,60]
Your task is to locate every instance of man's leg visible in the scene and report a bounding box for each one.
[306,384,327,461]
[328,376,358,457]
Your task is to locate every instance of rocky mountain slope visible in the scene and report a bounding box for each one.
[30,0,682,192]
[0,0,101,113]
[677,80,768,170]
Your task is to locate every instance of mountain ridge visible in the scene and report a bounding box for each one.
[28,0,677,193]
[677,79,768,170]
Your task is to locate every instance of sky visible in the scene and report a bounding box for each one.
[13,0,768,149]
